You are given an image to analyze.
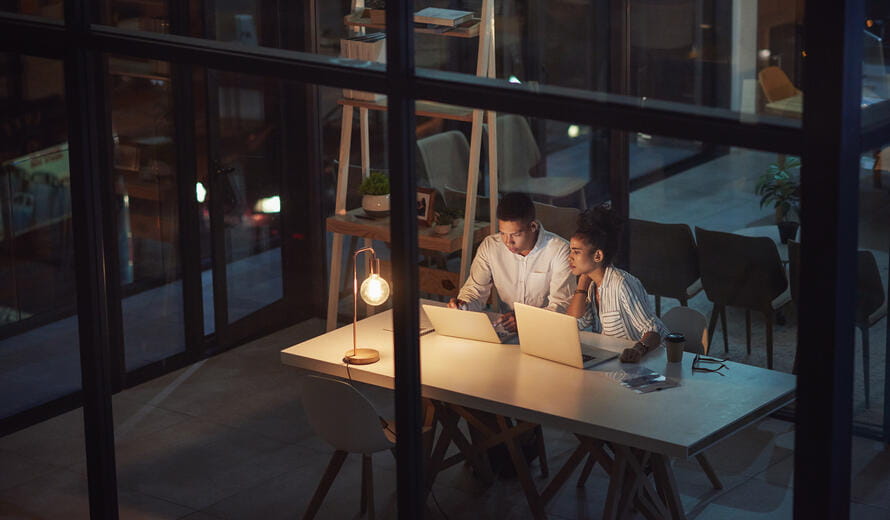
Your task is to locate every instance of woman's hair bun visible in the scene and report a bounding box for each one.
[574,204,623,265]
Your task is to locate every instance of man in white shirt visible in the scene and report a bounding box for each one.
[448,192,574,332]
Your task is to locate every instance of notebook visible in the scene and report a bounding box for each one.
[514,303,624,369]
[421,304,516,344]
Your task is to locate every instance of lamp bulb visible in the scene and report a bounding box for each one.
[360,274,390,306]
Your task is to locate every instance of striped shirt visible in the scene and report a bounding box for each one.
[457,223,574,313]
[577,265,669,341]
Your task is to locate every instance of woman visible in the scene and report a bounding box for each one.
[566,205,668,361]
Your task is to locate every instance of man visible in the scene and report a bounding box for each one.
[448,192,574,332]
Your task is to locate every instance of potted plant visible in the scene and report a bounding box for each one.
[359,171,390,217]
[755,157,801,243]
[433,210,454,235]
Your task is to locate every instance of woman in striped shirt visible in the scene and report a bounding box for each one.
[566,206,668,361]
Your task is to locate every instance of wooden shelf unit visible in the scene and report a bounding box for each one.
[343,10,481,38]
[326,0,500,331]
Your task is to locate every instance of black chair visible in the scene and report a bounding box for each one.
[789,242,887,404]
[695,227,791,369]
[629,219,702,316]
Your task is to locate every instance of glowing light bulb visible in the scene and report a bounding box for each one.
[360,274,390,306]
[196,182,207,203]
[567,125,580,138]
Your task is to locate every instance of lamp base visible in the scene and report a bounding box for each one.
[343,348,380,365]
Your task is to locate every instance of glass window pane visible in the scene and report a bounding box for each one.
[0,0,63,19]
[109,55,185,370]
[0,53,79,418]
[407,0,804,122]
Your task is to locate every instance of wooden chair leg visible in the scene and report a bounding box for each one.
[765,311,774,370]
[304,450,348,520]
[695,453,723,490]
[745,310,752,355]
[719,306,729,353]
[361,454,375,519]
[861,325,871,408]
[534,425,549,478]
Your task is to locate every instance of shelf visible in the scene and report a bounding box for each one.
[337,98,475,122]
[344,10,481,38]
[326,208,489,253]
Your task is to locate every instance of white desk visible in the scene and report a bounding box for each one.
[281,306,796,518]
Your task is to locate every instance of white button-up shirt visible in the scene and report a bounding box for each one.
[457,223,574,313]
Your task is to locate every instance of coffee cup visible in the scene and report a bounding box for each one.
[665,333,685,363]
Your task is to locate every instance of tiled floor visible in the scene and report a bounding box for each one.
[3,317,890,519]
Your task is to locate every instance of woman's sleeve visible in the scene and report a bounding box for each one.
[618,277,669,339]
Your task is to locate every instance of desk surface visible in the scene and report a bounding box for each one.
[282,306,795,459]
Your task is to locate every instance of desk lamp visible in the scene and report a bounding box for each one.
[344,246,390,365]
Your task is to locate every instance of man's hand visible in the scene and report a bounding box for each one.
[494,311,517,333]
[447,298,467,310]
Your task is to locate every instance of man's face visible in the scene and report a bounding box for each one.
[498,219,538,255]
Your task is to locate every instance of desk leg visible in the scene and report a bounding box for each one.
[651,453,687,520]
[496,415,547,520]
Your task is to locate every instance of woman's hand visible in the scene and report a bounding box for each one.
[577,273,592,292]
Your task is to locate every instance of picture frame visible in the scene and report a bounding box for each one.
[416,187,436,226]
[113,144,141,172]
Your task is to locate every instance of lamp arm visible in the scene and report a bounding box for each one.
[352,247,377,356]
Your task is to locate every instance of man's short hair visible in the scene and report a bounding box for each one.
[496,192,535,223]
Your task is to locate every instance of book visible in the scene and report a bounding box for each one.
[413,7,473,27]
[340,33,386,101]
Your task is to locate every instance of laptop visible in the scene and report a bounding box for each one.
[514,302,622,369]
[421,304,517,344]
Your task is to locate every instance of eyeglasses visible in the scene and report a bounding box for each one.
[692,353,729,375]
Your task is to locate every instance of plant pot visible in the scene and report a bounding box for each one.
[434,223,452,235]
[361,194,390,217]
[777,220,799,244]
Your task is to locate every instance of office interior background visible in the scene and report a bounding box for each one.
[0,0,887,518]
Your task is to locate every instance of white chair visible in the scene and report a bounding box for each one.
[661,306,709,355]
[301,376,395,520]
[661,306,723,490]
[490,115,588,208]
[416,130,470,196]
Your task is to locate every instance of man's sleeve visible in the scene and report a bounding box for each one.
[456,238,494,311]
[546,241,574,313]
[619,277,669,339]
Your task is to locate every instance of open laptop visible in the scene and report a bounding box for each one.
[514,302,622,369]
[421,304,517,344]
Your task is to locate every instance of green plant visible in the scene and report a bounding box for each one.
[435,206,462,226]
[435,211,454,226]
[358,171,390,196]
[755,157,801,221]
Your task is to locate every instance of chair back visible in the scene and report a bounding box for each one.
[534,202,579,241]
[417,130,469,195]
[661,306,709,354]
[629,219,699,301]
[856,250,886,324]
[695,227,788,311]
[301,376,393,454]
[758,66,798,103]
[493,114,541,185]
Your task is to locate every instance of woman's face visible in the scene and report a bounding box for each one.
[569,237,603,276]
